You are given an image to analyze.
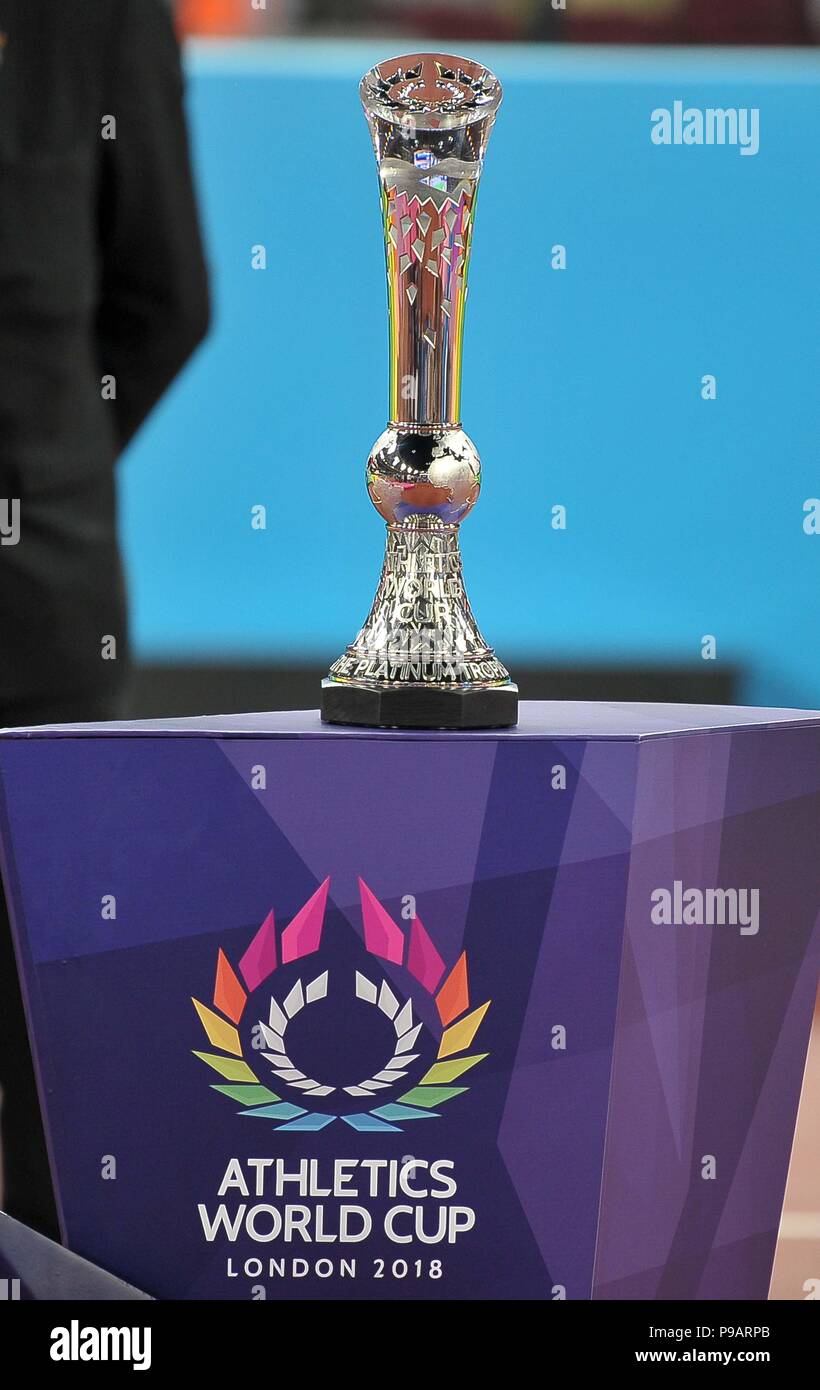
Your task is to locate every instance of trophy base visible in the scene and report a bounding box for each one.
[321,679,519,730]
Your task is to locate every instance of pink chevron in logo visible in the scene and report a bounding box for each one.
[281,878,330,963]
[238,878,330,990]
[358,878,445,994]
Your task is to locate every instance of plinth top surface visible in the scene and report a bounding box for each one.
[1,701,819,742]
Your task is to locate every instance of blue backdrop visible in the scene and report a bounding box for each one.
[120,40,820,707]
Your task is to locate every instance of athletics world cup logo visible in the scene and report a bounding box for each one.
[191,879,490,1133]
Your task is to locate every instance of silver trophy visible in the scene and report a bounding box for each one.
[321,53,518,729]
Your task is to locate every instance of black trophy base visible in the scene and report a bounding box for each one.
[321,679,519,730]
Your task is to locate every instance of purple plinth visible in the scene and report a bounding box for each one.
[0,702,817,1301]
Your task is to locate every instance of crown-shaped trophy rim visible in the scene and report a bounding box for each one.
[360,51,503,130]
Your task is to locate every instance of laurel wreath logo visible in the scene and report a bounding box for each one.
[191,877,489,1132]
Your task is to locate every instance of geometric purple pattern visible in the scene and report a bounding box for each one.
[498,722,820,1300]
[592,729,820,1299]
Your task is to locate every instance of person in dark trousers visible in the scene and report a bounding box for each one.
[0,0,210,1240]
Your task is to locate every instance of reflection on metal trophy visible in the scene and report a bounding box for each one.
[321,53,518,729]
